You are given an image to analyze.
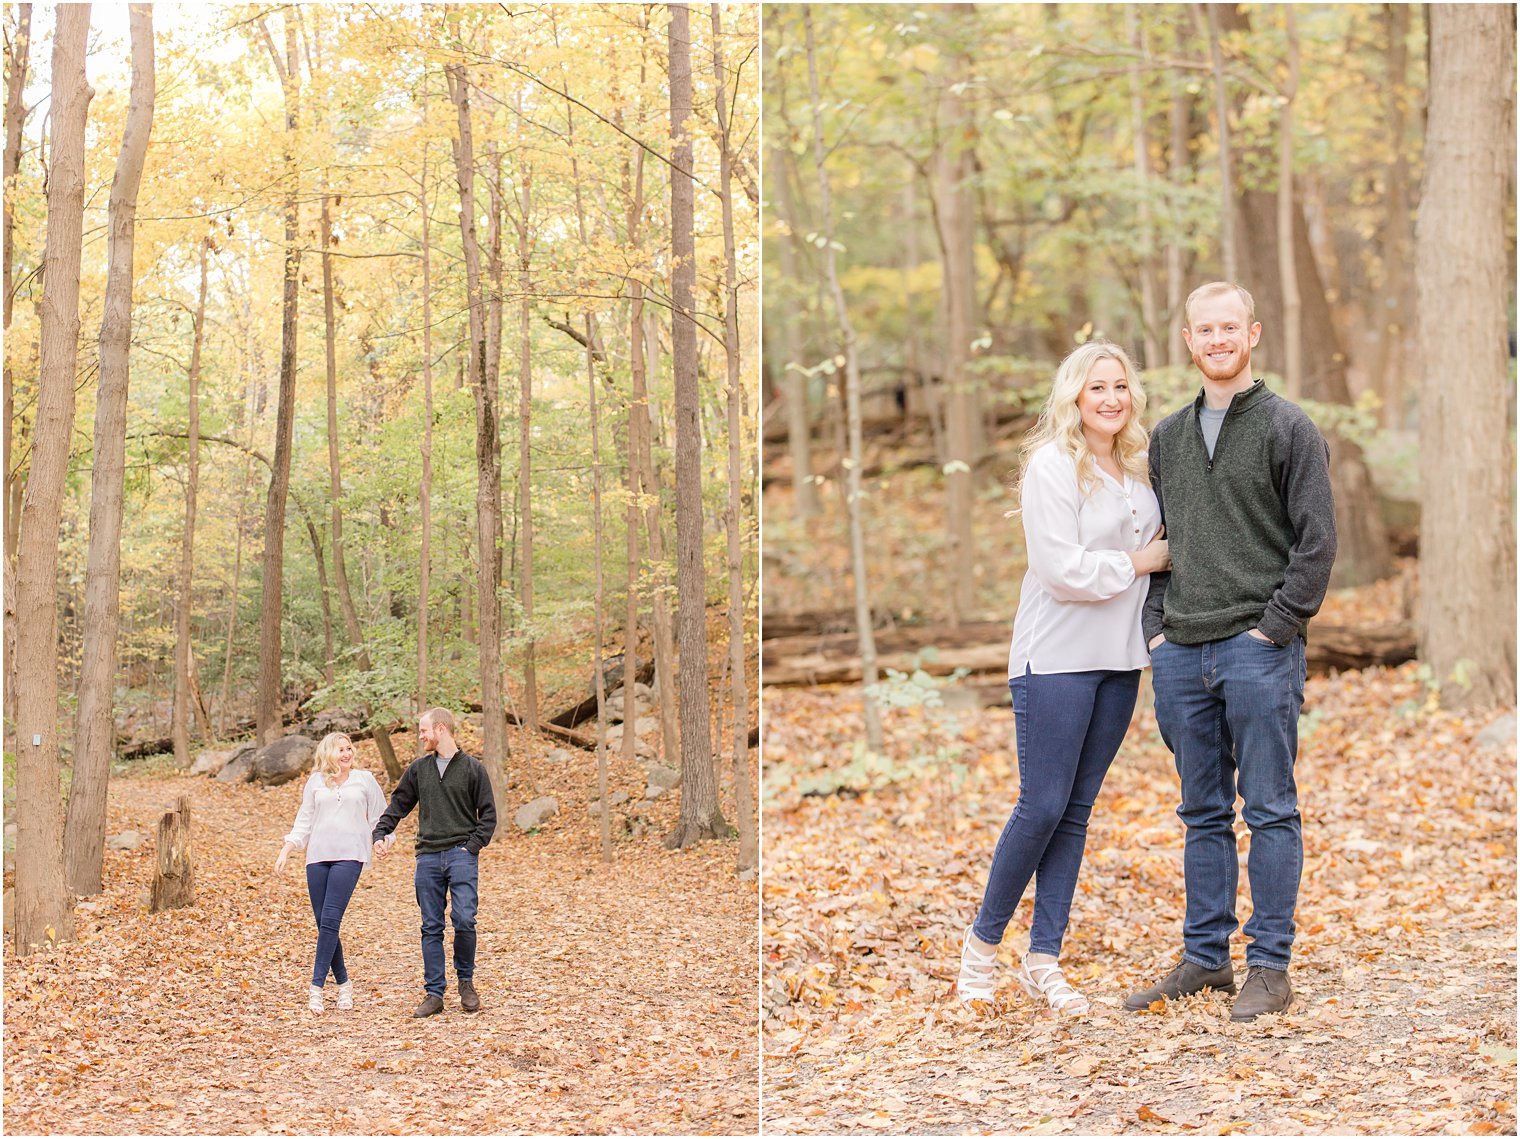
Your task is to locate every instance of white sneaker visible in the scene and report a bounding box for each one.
[957,926,998,1007]
[335,981,353,1011]
[1016,957,1089,1015]
[308,985,325,1015]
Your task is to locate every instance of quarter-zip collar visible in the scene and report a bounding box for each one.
[1193,378,1269,471]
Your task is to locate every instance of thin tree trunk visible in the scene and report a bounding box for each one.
[1277,7,1302,400]
[14,1,91,954]
[770,142,818,521]
[511,157,538,734]
[446,25,509,806]
[418,136,433,711]
[1201,2,1236,281]
[665,3,729,849]
[621,108,645,775]
[587,318,613,863]
[805,5,883,751]
[171,235,210,769]
[3,2,31,591]
[1416,3,1516,709]
[641,308,680,767]
[1373,2,1413,429]
[1127,4,1161,367]
[1166,72,1191,366]
[66,5,152,899]
[255,14,301,744]
[714,2,756,872]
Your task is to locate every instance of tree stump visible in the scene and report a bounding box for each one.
[150,795,195,912]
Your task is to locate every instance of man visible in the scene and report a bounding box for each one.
[374,708,497,1017]
[1126,281,1336,1022]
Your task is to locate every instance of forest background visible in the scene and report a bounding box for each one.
[761,4,1515,1135]
[4,4,761,1132]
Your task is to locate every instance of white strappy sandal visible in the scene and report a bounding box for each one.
[308,984,325,1015]
[958,926,999,1007]
[1016,957,1089,1015]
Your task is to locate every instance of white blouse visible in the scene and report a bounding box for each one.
[284,769,389,866]
[1007,442,1162,677]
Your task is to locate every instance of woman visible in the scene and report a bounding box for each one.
[958,340,1168,1015]
[275,733,387,1014]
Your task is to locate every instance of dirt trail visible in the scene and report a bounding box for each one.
[6,753,758,1135]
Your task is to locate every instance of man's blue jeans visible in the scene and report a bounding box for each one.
[973,667,1140,956]
[1151,630,1306,971]
[415,846,479,997]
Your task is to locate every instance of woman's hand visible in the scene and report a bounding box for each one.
[274,844,291,874]
[1129,533,1170,576]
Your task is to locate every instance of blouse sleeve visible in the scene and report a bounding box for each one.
[1021,447,1138,603]
[363,772,387,831]
[284,775,319,850]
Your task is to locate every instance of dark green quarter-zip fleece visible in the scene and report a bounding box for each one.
[1141,379,1337,647]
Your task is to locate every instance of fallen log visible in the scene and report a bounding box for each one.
[547,659,657,728]
[763,620,1418,686]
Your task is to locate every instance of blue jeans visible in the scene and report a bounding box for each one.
[1151,631,1306,971]
[306,859,363,987]
[415,846,479,996]
[973,668,1140,956]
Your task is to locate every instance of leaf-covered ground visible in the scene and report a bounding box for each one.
[4,729,758,1135]
[761,664,1516,1135]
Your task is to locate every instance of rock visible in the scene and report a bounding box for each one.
[643,784,668,801]
[305,708,363,737]
[249,735,317,786]
[739,868,757,883]
[215,744,259,783]
[646,764,680,791]
[545,748,572,764]
[631,715,660,738]
[190,748,234,777]
[610,790,631,807]
[1475,714,1516,750]
[107,830,144,851]
[515,796,559,831]
[588,800,604,817]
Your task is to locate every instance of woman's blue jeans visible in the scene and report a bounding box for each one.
[306,859,363,987]
[972,667,1140,956]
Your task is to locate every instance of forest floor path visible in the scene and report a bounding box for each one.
[761,663,1515,1136]
[5,737,758,1135]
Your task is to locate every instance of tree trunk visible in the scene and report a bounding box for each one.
[515,168,538,734]
[149,795,195,913]
[1126,5,1161,367]
[770,142,818,521]
[1276,7,1302,400]
[805,5,883,752]
[66,4,153,897]
[14,2,91,954]
[621,99,646,776]
[587,320,613,863]
[171,235,209,771]
[1166,65,1193,366]
[713,3,757,872]
[1372,2,1414,429]
[665,3,728,849]
[1415,3,1516,710]
[255,14,301,745]
[3,1,31,573]
[418,135,433,711]
[936,8,978,626]
[446,33,509,807]
[640,309,680,767]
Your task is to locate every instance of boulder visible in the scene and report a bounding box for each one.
[515,796,559,831]
[215,744,259,783]
[643,784,669,802]
[1476,714,1517,751]
[646,764,680,791]
[107,830,144,851]
[305,708,362,737]
[545,748,572,764]
[248,735,317,786]
[190,748,236,777]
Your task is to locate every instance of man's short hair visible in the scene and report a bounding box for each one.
[1184,281,1256,328]
[421,707,456,734]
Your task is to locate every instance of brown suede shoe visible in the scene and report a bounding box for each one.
[1229,966,1293,1021]
[1124,959,1236,1011]
[459,979,481,1013]
[412,994,445,1018]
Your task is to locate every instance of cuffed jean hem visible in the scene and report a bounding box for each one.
[1182,950,1231,972]
[1027,943,1064,958]
[1243,958,1290,971]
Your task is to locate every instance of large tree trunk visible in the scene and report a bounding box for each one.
[713,3,757,873]
[67,4,153,898]
[665,3,728,849]
[1275,7,1302,400]
[1201,2,1237,281]
[255,14,301,744]
[171,236,209,770]
[805,6,883,752]
[1415,4,1516,710]
[1371,2,1415,429]
[446,34,509,806]
[14,1,91,954]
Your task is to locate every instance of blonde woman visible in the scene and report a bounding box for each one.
[958,340,1168,1015]
[274,733,387,1014]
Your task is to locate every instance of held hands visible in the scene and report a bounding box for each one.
[373,834,396,859]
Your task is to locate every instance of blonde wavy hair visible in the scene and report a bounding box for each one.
[1016,340,1149,504]
[313,732,356,787]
